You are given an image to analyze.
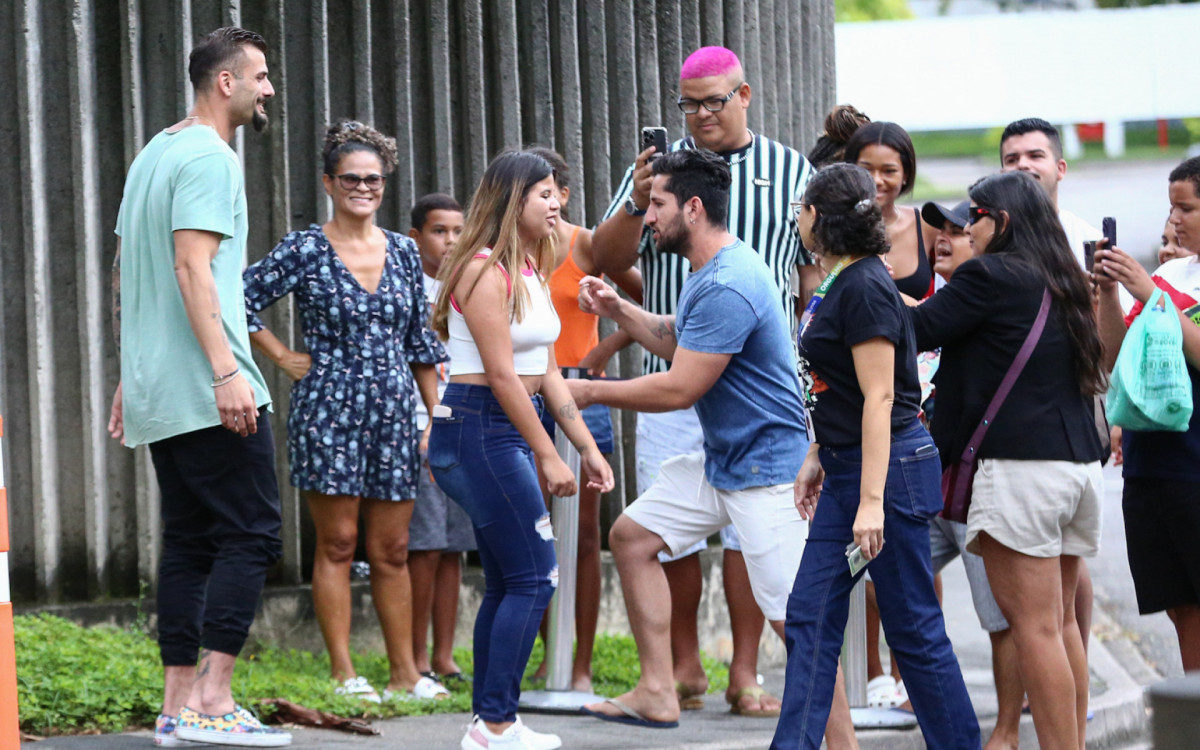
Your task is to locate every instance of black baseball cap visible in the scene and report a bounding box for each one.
[921,200,970,230]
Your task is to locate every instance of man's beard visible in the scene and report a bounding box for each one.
[252,107,269,132]
[655,215,691,257]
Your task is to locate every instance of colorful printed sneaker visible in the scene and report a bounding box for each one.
[155,714,210,747]
[174,705,292,747]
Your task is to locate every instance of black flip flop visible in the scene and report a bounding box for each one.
[581,698,679,729]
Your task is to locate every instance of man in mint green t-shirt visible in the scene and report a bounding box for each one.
[108,27,290,748]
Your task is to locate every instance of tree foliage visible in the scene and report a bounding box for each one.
[836,0,915,22]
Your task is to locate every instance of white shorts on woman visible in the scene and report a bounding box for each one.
[965,458,1103,558]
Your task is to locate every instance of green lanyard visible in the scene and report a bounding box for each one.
[798,257,850,340]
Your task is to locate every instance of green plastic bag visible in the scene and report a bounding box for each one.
[1107,288,1193,432]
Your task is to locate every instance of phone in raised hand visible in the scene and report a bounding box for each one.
[641,126,668,160]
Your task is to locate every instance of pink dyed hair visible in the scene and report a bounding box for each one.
[679,46,741,80]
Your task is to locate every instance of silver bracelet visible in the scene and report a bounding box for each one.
[211,367,240,387]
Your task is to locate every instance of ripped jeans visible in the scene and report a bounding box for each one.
[428,383,557,722]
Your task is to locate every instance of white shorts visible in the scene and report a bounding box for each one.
[635,410,742,560]
[965,458,1103,559]
[623,451,805,621]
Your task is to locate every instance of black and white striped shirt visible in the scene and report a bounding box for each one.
[601,131,815,375]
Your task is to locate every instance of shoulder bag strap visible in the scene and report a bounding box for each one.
[959,288,1052,462]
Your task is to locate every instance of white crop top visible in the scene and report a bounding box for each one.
[446,251,561,376]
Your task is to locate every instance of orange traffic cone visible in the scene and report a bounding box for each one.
[0,416,19,748]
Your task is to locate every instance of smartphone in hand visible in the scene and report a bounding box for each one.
[1083,240,1097,273]
[1091,217,1116,277]
[641,126,668,160]
[846,542,869,576]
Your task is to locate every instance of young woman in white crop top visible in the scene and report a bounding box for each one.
[427,150,613,750]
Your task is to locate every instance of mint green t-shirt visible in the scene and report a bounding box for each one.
[115,125,271,447]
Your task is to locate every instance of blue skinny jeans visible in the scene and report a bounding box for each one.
[771,421,980,750]
[428,383,557,723]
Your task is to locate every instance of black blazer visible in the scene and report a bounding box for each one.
[909,254,1104,469]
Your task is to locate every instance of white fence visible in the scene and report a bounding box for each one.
[835,5,1200,133]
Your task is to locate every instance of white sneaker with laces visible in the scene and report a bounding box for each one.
[461,716,560,750]
[512,716,562,750]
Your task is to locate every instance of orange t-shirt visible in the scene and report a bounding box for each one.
[549,227,600,368]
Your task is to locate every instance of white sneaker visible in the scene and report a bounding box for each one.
[461,716,561,750]
[511,716,561,750]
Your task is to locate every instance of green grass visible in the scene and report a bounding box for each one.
[908,174,964,204]
[910,121,1194,164]
[15,613,729,737]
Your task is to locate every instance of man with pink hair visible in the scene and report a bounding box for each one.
[589,47,855,747]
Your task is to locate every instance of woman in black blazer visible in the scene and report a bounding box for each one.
[907,171,1106,750]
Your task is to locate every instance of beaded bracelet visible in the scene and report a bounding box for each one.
[211,367,240,388]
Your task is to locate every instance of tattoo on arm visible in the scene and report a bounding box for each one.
[208,282,231,348]
[208,283,222,321]
[559,401,579,420]
[111,246,121,355]
[650,318,674,341]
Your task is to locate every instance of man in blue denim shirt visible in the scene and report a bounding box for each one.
[568,149,813,730]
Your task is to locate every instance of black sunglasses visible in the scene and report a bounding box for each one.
[334,173,386,191]
[967,205,994,225]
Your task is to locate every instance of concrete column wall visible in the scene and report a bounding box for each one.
[0,0,835,604]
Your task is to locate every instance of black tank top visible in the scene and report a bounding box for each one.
[892,207,932,299]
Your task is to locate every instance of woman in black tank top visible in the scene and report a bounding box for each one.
[844,122,936,299]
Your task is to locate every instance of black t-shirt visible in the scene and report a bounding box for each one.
[798,257,922,447]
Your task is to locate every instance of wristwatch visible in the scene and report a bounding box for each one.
[623,196,647,217]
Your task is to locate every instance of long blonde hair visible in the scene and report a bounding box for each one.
[432,150,557,340]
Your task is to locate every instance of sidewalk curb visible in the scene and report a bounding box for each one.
[564,633,1153,750]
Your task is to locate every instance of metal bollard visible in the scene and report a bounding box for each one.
[1149,672,1200,749]
[520,369,605,713]
[843,579,868,706]
[543,424,581,692]
[843,573,918,729]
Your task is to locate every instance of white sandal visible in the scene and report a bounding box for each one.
[334,675,382,703]
[866,675,898,708]
[383,675,450,701]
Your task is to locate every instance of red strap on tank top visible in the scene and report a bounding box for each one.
[449,252,513,313]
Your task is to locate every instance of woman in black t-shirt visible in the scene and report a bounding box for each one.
[772,164,978,750]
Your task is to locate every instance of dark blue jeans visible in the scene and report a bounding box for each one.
[428,383,557,723]
[771,421,980,750]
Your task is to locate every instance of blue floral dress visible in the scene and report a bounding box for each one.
[244,225,448,501]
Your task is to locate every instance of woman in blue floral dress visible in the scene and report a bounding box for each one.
[243,121,449,702]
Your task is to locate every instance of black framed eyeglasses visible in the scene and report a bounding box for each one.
[967,205,993,225]
[335,173,385,191]
[676,85,741,115]
[790,200,806,219]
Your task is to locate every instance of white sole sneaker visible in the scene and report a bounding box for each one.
[174,706,292,748]
[513,716,562,750]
